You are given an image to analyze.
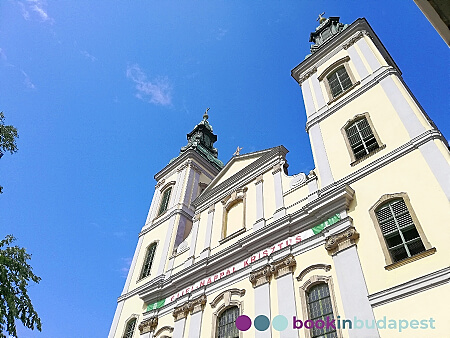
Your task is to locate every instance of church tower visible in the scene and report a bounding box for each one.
[109,110,224,338]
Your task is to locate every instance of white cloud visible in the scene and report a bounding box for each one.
[80,50,97,62]
[18,0,53,23]
[119,257,132,278]
[21,70,36,89]
[0,48,7,61]
[126,64,172,106]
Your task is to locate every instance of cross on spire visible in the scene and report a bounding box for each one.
[203,107,210,120]
[317,12,326,24]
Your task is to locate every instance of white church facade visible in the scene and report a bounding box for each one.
[109,17,450,338]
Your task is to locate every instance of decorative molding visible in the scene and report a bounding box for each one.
[325,226,359,255]
[193,213,201,222]
[270,254,297,279]
[298,66,317,84]
[369,267,450,307]
[249,265,272,287]
[189,294,207,314]
[172,303,190,321]
[154,326,174,337]
[342,30,369,50]
[210,288,246,308]
[138,316,158,334]
[221,187,248,240]
[155,179,166,189]
[296,264,332,282]
[272,163,283,175]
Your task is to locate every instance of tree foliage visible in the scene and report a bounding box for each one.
[0,235,41,337]
[0,111,19,193]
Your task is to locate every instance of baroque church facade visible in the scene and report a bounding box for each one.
[109,17,450,338]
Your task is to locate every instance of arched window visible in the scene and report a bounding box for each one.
[375,198,425,263]
[216,306,239,338]
[123,318,136,338]
[140,243,157,279]
[345,116,379,161]
[157,187,172,216]
[326,66,352,98]
[306,283,337,338]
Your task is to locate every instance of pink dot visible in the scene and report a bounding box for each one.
[235,315,252,331]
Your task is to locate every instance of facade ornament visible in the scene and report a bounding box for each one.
[172,303,190,321]
[325,226,360,255]
[298,66,317,83]
[317,12,326,24]
[343,30,370,50]
[138,317,158,334]
[249,265,272,287]
[255,175,264,185]
[189,294,207,314]
[233,146,243,156]
[210,289,246,308]
[155,179,165,189]
[270,254,297,279]
[296,264,332,282]
[154,326,174,337]
[272,163,283,175]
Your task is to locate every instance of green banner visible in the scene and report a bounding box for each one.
[311,213,341,235]
[146,298,166,311]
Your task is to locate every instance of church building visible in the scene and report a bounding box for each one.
[109,16,450,338]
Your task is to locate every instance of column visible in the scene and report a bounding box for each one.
[254,175,266,231]
[157,216,177,275]
[185,214,201,267]
[345,44,369,80]
[173,164,187,206]
[189,167,201,205]
[310,75,326,109]
[272,164,286,220]
[309,124,334,187]
[182,163,196,206]
[172,305,188,338]
[187,295,207,338]
[250,266,272,338]
[271,255,298,338]
[199,204,215,259]
[325,227,379,338]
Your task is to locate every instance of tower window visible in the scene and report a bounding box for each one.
[306,283,338,338]
[216,306,239,338]
[140,243,157,279]
[326,66,352,98]
[345,117,379,160]
[157,187,172,216]
[375,199,425,263]
[123,318,136,338]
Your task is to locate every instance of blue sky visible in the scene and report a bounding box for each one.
[0,1,448,337]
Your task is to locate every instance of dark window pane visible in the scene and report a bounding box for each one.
[217,306,239,338]
[123,319,136,338]
[158,187,172,216]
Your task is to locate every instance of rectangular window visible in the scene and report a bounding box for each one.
[307,284,338,338]
[327,66,352,98]
[140,243,157,279]
[375,199,426,263]
[345,117,379,160]
[157,187,172,216]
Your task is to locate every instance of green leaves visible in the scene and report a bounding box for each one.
[0,235,41,338]
[0,112,18,156]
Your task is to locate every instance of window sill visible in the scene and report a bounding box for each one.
[385,248,436,271]
[327,81,360,105]
[350,144,386,167]
[219,228,246,245]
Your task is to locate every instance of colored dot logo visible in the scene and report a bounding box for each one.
[235,315,289,331]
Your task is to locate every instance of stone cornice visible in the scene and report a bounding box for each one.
[249,265,272,287]
[139,206,194,237]
[138,317,158,334]
[325,226,359,255]
[342,30,369,49]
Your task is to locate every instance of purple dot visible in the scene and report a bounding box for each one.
[235,315,252,331]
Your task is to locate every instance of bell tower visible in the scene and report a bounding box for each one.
[291,16,449,198]
[109,110,223,338]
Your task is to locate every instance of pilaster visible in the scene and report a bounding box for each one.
[253,175,266,231]
[272,164,286,220]
[250,266,272,338]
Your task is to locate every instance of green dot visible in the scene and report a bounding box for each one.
[272,315,288,331]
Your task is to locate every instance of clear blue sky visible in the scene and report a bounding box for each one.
[0,1,448,337]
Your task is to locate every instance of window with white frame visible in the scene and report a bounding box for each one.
[345,116,380,161]
[157,187,172,216]
[326,66,353,98]
[216,306,239,338]
[140,243,157,279]
[122,318,136,338]
[375,198,426,263]
[306,283,338,338]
